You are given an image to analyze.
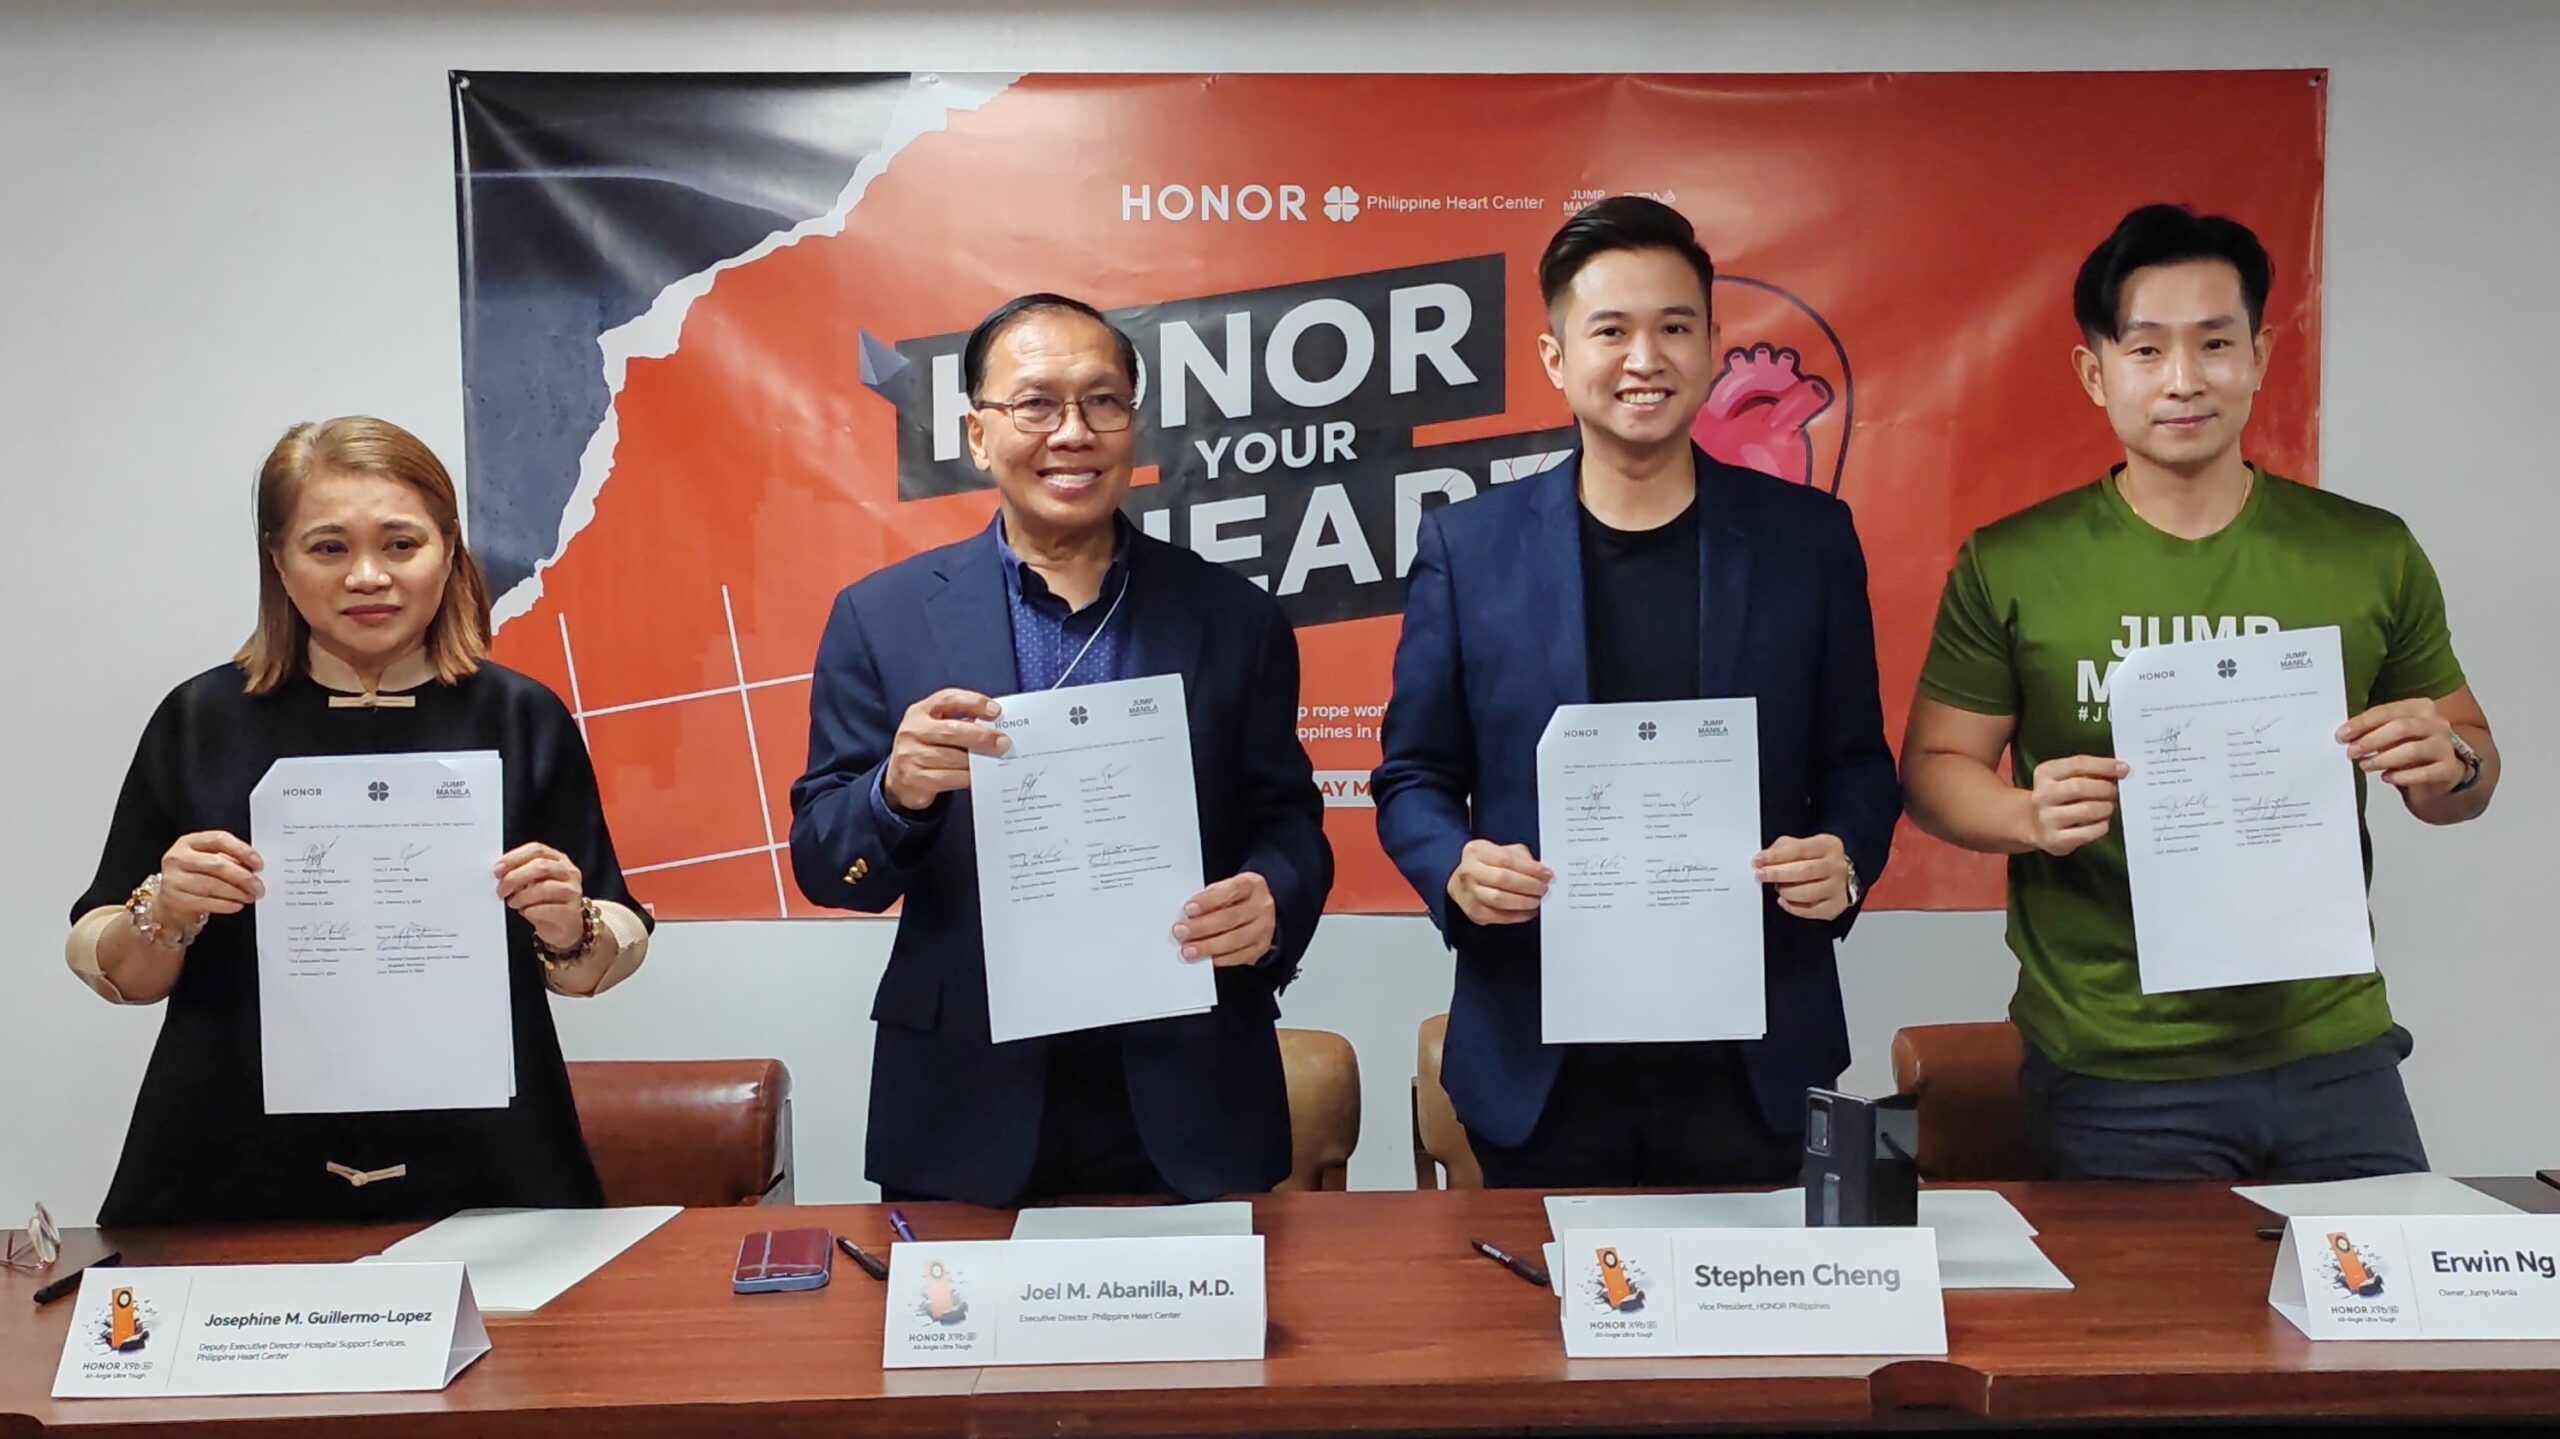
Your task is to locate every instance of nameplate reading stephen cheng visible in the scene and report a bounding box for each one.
[1556,1227,1945,1357]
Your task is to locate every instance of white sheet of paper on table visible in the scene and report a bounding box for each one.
[2235,1172,2523,1219]
[1536,698,1765,1044]
[1010,1201,1256,1240]
[366,1206,681,1313]
[2109,624,2374,995]
[1541,1188,2070,1292]
[249,751,513,1114]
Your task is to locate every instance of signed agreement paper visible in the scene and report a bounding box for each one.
[250,751,512,1114]
[971,676,1211,1043]
[2111,625,2374,995]
[1537,699,1765,1044]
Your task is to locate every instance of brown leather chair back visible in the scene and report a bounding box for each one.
[1276,1027,1360,1191]
[1888,1021,2039,1182]
[1413,1012,1483,1189]
[567,1059,794,1207]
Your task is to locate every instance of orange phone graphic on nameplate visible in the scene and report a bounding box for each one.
[2328,1232,2378,1294]
[1596,1248,1640,1311]
[109,1286,142,1351]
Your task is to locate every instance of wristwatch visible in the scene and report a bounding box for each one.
[2448,732,2484,794]
[1843,856,1863,909]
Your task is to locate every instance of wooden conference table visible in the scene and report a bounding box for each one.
[6,1181,2560,1436]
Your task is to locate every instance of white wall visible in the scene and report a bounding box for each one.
[4,1,2554,1221]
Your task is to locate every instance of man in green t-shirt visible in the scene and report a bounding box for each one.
[1903,204,2502,1181]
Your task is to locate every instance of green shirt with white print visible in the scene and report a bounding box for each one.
[1917,467,2467,1080]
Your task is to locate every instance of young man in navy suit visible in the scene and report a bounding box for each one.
[1373,198,1900,1188]
[791,294,1332,1206]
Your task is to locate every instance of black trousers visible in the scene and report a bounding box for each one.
[1468,1042,1799,1189]
[883,1031,1172,1205]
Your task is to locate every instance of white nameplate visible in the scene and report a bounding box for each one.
[52,1262,488,1398]
[1556,1227,1946,1357]
[882,1235,1265,1369]
[2272,1214,2560,1339]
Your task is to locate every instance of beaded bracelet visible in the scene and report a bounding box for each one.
[533,897,602,970]
[124,874,208,951]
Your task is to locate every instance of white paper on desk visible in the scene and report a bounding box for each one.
[1546,1189,2070,1292]
[250,751,513,1114]
[1009,1201,1254,1240]
[1537,699,1764,1043]
[1545,1190,1796,1239]
[2236,1172,2523,1219]
[366,1206,680,1312]
[2109,625,2373,995]
[971,675,1212,1043]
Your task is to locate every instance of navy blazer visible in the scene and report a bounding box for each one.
[1372,447,1900,1147]
[789,525,1332,1205]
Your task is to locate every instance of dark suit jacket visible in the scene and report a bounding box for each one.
[790,525,1332,1204]
[1372,447,1900,1147]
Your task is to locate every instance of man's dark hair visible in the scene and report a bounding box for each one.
[2073,204,2273,345]
[961,292,1141,399]
[1537,196,1717,319]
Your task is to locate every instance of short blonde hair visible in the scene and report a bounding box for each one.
[236,417,491,694]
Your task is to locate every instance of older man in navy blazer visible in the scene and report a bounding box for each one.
[1374,198,1900,1188]
[791,294,1332,1207]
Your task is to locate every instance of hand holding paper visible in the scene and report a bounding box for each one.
[884,687,1008,812]
[1173,872,1275,966]
[1446,839,1550,926]
[492,843,584,950]
[2338,697,2467,795]
[2022,755,2130,857]
[155,831,266,924]
[1753,833,1852,920]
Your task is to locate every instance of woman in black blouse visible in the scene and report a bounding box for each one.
[67,416,650,1225]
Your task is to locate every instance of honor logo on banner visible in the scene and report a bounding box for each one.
[1121,183,1319,223]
